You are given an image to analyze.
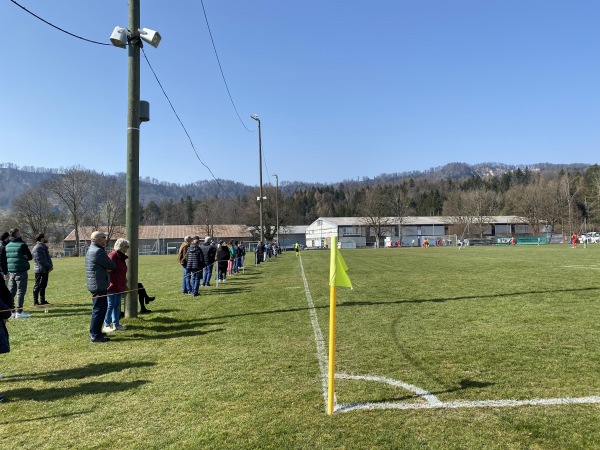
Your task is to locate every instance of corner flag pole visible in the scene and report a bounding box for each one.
[327,236,338,415]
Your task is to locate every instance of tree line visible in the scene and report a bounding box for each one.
[1,165,599,253]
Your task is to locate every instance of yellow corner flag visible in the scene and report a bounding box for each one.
[329,239,352,289]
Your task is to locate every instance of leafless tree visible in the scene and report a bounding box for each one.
[44,168,95,256]
[10,186,57,242]
[360,186,395,248]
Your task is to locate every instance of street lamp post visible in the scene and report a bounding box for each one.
[251,114,264,242]
[273,173,279,246]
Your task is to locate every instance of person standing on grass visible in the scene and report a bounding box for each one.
[236,241,245,271]
[178,235,192,294]
[32,233,53,307]
[227,240,235,276]
[200,237,216,286]
[256,241,264,265]
[294,241,299,256]
[0,231,9,285]
[6,228,33,319]
[86,231,116,343]
[103,238,129,333]
[186,237,205,296]
[0,290,11,402]
[216,241,230,282]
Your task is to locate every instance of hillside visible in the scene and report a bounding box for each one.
[0,161,590,209]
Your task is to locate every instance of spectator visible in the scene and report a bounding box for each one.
[178,236,192,294]
[6,228,33,319]
[200,237,216,287]
[227,240,235,275]
[236,241,246,271]
[186,237,204,296]
[256,241,265,264]
[216,241,230,282]
[32,233,53,307]
[0,287,11,402]
[85,231,116,343]
[103,238,129,333]
[137,282,155,314]
[0,231,9,285]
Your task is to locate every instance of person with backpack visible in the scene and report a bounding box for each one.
[200,237,216,287]
[236,241,246,272]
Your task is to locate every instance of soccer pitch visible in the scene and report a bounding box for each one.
[3,245,600,448]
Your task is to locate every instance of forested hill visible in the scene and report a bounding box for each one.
[0,161,590,209]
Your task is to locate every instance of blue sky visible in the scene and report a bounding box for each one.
[1,1,599,188]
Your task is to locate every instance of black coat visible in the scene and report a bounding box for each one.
[186,244,205,271]
[0,294,11,354]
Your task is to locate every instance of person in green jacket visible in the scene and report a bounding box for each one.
[6,228,33,319]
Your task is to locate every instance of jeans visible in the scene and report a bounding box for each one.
[190,271,201,295]
[104,291,122,327]
[202,265,213,286]
[90,291,108,339]
[181,267,192,293]
[233,257,239,273]
[9,271,28,313]
[33,272,49,303]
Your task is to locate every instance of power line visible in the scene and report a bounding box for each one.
[199,0,255,133]
[8,0,110,46]
[141,48,243,208]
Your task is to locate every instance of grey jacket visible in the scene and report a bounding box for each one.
[33,242,53,274]
[85,243,116,293]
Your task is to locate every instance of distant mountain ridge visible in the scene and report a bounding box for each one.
[0,161,590,209]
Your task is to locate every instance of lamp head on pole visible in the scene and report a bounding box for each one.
[251,114,259,122]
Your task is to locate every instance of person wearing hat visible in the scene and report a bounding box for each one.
[85,231,116,343]
[178,236,193,294]
[200,236,216,287]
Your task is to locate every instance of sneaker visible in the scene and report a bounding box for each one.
[0,395,5,402]
[10,312,15,319]
[40,300,50,305]
[14,312,31,319]
[0,374,4,379]
[102,325,115,333]
[90,336,110,343]
[114,324,127,331]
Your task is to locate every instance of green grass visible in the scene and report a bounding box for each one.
[2,245,600,449]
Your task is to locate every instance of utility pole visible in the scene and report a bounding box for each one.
[273,173,279,246]
[125,0,140,318]
[251,114,264,241]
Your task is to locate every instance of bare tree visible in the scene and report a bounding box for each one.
[360,186,395,248]
[44,168,95,255]
[560,172,582,235]
[11,186,57,242]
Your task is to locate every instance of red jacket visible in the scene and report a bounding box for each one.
[108,250,128,293]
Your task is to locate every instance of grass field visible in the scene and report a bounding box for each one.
[2,244,600,449]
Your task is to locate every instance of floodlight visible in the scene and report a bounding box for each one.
[139,28,161,48]
[110,26,128,48]
[251,114,259,121]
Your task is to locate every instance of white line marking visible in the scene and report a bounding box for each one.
[563,265,600,269]
[298,256,331,408]
[336,395,600,413]
[336,373,441,406]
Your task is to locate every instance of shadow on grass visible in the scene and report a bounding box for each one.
[117,318,225,340]
[7,361,157,382]
[1,380,149,402]
[363,379,495,404]
[0,408,96,425]
[338,286,600,307]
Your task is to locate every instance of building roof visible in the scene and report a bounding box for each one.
[64,224,254,243]
[309,216,529,227]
